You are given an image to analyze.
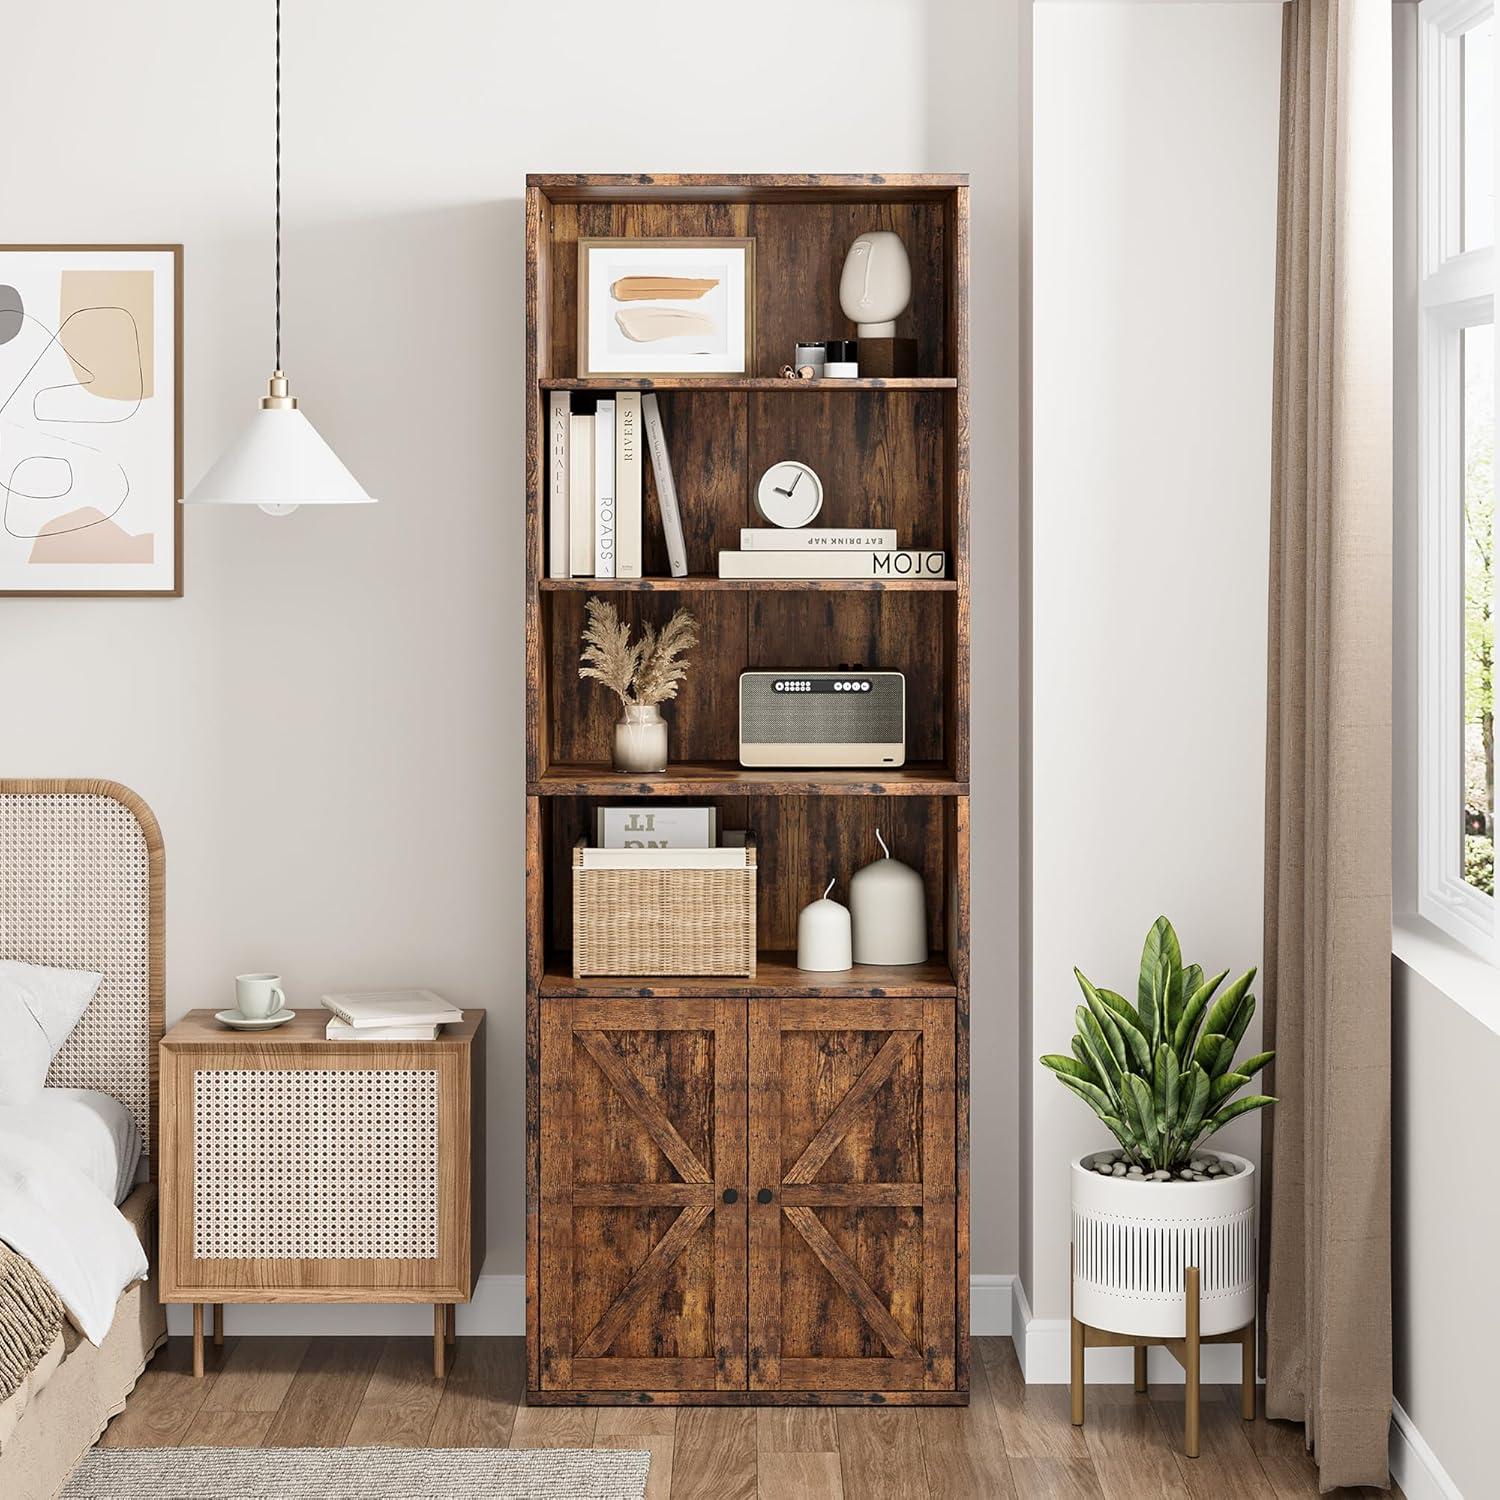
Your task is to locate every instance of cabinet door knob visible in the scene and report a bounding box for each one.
[756,1188,774,1205]
[722,1188,739,1204]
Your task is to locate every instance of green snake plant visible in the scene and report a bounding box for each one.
[1040,916,1275,1173]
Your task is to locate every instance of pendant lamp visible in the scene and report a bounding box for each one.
[185,0,373,516]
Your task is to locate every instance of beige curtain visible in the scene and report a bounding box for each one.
[1261,0,1392,1491]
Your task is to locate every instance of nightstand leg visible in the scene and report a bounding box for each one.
[213,1303,224,1346]
[192,1304,204,1378]
[446,1303,456,1345]
[433,1304,446,1380]
[1134,1345,1147,1393]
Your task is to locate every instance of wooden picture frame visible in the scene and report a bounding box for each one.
[0,244,183,597]
[577,236,755,378]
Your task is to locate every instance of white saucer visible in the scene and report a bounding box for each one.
[214,1008,296,1031]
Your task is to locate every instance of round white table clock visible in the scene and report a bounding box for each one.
[755,459,823,528]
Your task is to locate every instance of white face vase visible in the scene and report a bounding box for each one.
[839,230,912,338]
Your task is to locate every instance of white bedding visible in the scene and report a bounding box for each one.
[0,1090,140,1206]
[0,1129,147,1345]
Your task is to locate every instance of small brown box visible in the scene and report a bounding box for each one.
[857,336,918,377]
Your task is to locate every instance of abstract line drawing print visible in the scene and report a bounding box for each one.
[0,253,176,588]
[2,305,139,539]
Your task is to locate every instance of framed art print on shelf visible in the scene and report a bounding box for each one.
[577,236,754,378]
[0,245,182,596]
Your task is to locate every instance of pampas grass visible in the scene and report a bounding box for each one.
[579,598,699,708]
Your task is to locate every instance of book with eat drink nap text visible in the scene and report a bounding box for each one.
[739,527,897,551]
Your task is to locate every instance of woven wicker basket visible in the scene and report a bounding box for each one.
[572,837,757,978]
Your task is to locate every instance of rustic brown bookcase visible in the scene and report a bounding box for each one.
[524,173,970,1406]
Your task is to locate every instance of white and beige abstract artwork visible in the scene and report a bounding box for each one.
[579,237,752,377]
[0,247,179,594]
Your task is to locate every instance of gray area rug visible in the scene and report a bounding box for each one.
[64,1446,651,1499]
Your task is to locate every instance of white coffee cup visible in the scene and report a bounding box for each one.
[235,973,286,1020]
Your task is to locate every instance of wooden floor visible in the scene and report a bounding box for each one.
[102,1336,1401,1499]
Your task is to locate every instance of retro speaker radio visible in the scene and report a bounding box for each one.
[738,670,906,768]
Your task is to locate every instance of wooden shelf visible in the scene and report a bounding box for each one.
[528,172,968,204]
[540,951,958,999]
[540,376,957,392]
[540,575,957,593]
[532,762,966,797]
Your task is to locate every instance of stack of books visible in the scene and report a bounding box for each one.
[584,803,749,870]
[717,530,947,580]
[548,391,688,580]
[321,988,464,1041]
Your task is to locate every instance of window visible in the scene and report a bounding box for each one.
[1419,0,1498,954]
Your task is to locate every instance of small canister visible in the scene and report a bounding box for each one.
[823,339,858,378]
[794,341,827,376]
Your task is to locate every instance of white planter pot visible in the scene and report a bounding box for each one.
[1071,1150,1255,1338]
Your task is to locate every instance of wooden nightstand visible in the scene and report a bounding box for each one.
[159,1010,484,1377]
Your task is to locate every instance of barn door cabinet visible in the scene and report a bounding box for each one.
[536,997,958,1404]
[523,174,970,1406]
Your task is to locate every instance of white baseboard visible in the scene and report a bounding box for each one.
[1390,1399,1463,1500]
[169,1273,1017,1339]
[970,1274,1013,1336]
[1009,1276,1255,1385]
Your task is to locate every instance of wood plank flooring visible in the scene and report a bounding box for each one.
[102,1337,1402,1500]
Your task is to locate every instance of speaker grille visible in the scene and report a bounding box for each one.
[740,673,905,745]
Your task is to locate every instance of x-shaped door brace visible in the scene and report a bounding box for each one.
[571,1026,921,1364]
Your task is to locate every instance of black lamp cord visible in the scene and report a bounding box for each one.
[274,0,282,373]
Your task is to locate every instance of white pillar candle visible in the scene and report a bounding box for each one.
[849,828,928,965]
[797,878,853,972]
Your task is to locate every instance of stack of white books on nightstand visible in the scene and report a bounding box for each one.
[321,988,464,1041]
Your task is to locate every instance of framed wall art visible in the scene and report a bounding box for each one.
[0,245,182,596]
[577,236,754,378]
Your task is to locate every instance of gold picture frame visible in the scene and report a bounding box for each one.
[577,236,755,379]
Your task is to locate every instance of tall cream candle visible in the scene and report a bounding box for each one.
[849,829,927,965]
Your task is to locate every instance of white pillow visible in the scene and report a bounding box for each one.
[0,961,102,1104]
[0,1089,140,1205]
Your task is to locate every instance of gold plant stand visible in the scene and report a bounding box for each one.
[1069,1248,1255,1458]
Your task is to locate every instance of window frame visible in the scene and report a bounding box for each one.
[1417,0,1498,958]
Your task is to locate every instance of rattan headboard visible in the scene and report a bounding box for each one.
[0,780,164,1169]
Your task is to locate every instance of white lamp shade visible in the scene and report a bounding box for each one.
[186,405,374,507]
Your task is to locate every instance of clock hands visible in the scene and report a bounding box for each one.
[773,469,805,498]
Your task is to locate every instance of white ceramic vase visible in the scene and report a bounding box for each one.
[1070,1150,1255,1338]
[613,704,668,774]
[839,230,912,338]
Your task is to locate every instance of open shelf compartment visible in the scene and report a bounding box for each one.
[530,793,968,999]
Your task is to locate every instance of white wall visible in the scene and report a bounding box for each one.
[1024,1,1282,1368]
[1391,957,1500,1500]
[0,0,1023,1329]
[925,0,1027,1306]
